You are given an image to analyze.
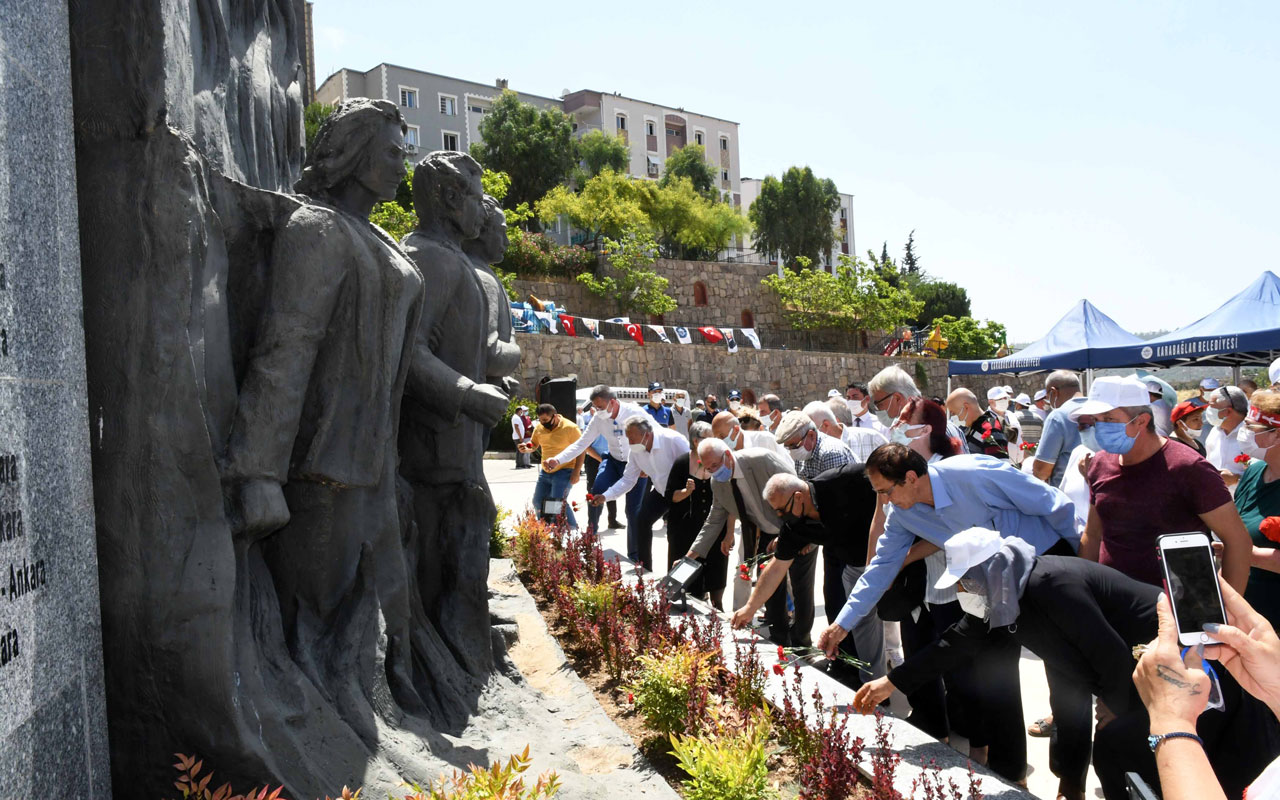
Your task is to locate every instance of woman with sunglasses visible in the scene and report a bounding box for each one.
[1232,389,1280,629]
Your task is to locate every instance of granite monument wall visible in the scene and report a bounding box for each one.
[0,0,110,795]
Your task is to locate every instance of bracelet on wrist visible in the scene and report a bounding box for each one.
[1147,731,1203,752]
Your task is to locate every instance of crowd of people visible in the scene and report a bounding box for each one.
[511,356,1280,800]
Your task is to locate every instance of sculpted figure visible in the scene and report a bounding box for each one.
[465,195,522,392]
[400,153,513,680]
[221,98,427,718]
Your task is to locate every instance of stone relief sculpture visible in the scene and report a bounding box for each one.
[399,153,514,688]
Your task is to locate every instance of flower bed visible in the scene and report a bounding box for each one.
[506,512,986,800]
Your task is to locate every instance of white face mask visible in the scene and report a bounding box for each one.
[991,398,1010,414]
[847,397,868,416]
[1238,426,1275,460]
[788,444,812,463]
[651,392,665,404]
[1203,407,1224,428]
[729,400,741,411]
[957,588,989,619]
[629,439,649,457]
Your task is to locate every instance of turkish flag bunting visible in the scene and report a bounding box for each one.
[559,315,576,337]
[625,323,645,346]
[698,326,724,343]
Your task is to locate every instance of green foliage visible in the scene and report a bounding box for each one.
[491,505,512,558]
[537,169,648,253]
[499,230,596,278]
[932,315,1007,360]
[493,266,519,301]
[569,579,617,625]
[573,130,631,182]
[576,230,678,317]
[914,362,930,392]
[911,280,971,329]
[369,199,417,242]
[660,144,719,201]
[629,644,717,739]
[761,255,923,333]
[483,169,512,202]
[747,167,841,269]
[304,101,337,155]
[403,746,561,800]
[670,716,774,800]
[639,178,750,260]
[470,90,576,215]
[492,396,535,453]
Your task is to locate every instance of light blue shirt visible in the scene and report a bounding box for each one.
[835,454,1079,631]
[1033,396,1089,487]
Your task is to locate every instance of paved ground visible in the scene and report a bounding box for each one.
[484,457,1104,800]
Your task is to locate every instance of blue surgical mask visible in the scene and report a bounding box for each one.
[890,426,913,446]
[1092,421,1137,455]
[1079,425,1101,453]
[712,462,733,482]
[875,410,892,428]
[721,429,740,450]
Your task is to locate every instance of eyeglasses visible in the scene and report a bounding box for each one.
[776,495,797,518]
[872,481,903,498]
[871,392,892,408]
[783,431,813,450]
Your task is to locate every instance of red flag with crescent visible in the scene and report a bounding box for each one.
[559,315,576,337]
[698,326,724,343]
[625,323,645,345]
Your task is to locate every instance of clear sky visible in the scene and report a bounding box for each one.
[312,0,1280,343]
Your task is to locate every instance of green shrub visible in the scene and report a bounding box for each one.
[569,579,616,625]
[491,504,513,558]
[500,230,595,278]
[670,715,774,800]
[629,645,716,739]
[403,746,561,800]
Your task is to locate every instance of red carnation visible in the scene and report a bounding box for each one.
[1235,454,1252,464]
[777,646,786,659]
[981,422,993,434]
[1261,517,1280,545]
[772,663,785,675]
[626,692,634,704]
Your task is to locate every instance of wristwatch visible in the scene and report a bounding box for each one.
[1148,731,1203,752]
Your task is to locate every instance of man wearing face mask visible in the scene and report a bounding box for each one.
[1031,389,1051,422]
[671,392,692,437]
[1072,376,1251,593]
[1033,370,1089,487]
[945,388,1010,459]
[712,410,784,456]
[1204,385,1250,484]
[988,386,1024,462]
[809,399,888,463]
[758,393,785,433]
[1170,399,1208,457]
[726,389,744,413]
[545,385,648,547]
[846,381,890,436]
[643,381,675,429]
[587,415,689,571]
[869,366,967,443]
[776,411,853,479]
[687,440,801,644]
[524,403,583,528]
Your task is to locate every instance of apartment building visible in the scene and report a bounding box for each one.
[316,65,562,158]
[738,178,854,272]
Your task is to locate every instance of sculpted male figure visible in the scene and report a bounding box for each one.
[400,152,512,677]
[465,195,521,397]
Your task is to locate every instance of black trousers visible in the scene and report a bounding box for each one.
[632,488,670,572]
[754,530,818,647]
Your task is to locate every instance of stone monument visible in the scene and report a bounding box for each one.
[0,0,111,796]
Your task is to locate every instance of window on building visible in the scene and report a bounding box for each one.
[721,170,729,182]
[839,207,846,219]
[439,94,457,115]
[399,88,418,108]
[741,310,754,329]
[442,131,459,151]
[616,114,627,130]
[695,131,704,145]
[720,137,728,151]
[694,282,708,307]
[405,125,420,149]
[469,105,485,114]
[645,120,655,136]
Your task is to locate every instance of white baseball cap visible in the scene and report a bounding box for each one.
[1067,375,1151,421]
[987,386,1011,401]
[935,528,1004,589]
[1269,356,1280,386]
[1014,393,1031,406]
[1201,377,1221,391]
[1033,389,1048,402]
[827,389,842,398]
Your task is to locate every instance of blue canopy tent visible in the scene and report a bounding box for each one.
[948,299,1143,376]
[1089,271,1280,370]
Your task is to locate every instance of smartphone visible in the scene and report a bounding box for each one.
[1158,532,1226,646]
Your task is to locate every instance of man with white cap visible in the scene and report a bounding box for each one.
[1070,375,1251,593]
[850,529,1160,800]
[1140,375,1175,437]
[512,404,533,468]
[1012,392,1044,445]
[1031,388,1051,422]
[988,385,1024,462]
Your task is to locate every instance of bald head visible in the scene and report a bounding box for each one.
[763,473,808,506]
[946,388,980,426]
[697,438,732,473]
[711,410,740,439]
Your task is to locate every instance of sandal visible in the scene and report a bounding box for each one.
[1028,716,1055,737]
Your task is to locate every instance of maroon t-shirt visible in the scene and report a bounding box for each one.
[1087,439,1232,587]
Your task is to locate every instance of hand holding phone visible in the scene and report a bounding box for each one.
[1158,532,1227,647]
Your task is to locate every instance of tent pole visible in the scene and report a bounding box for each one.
[947,374,952,396]
[1232,365,1241,386]
[1085,368,1093,394]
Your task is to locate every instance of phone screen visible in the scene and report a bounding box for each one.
[1165,544,1226,635]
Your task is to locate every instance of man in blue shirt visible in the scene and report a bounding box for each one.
[817,444,1079,657]
[1033,370,1090,487]
[643,381,674,428]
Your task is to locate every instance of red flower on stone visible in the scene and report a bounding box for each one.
[777,645,786,659]
[1261,517,1280,545]
[739,564,751,580]
[772,663,786,675]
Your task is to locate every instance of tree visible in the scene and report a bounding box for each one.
[573,130,630,183]
[636,178,751,261]
[469,90,575,214]
[304,101,336,154]
[576,230,678,317]
[902,229,920,275]
[748,167,840,269]
[659,144,718,200]
[912,280,971,329]
[931,315,1007,360]
[536,169,647,254]
[761,255,922,334]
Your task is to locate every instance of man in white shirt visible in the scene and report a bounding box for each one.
[807,399,888,464]
[712,410,784,456]
[546,384,648,540]
[512,405,532,468]
[588,416,689,570]
[1205,384,1250,485]
[671,393,692,438]
[846,381,889,436]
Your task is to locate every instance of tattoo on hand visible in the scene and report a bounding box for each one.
[1156,664,1203,695]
